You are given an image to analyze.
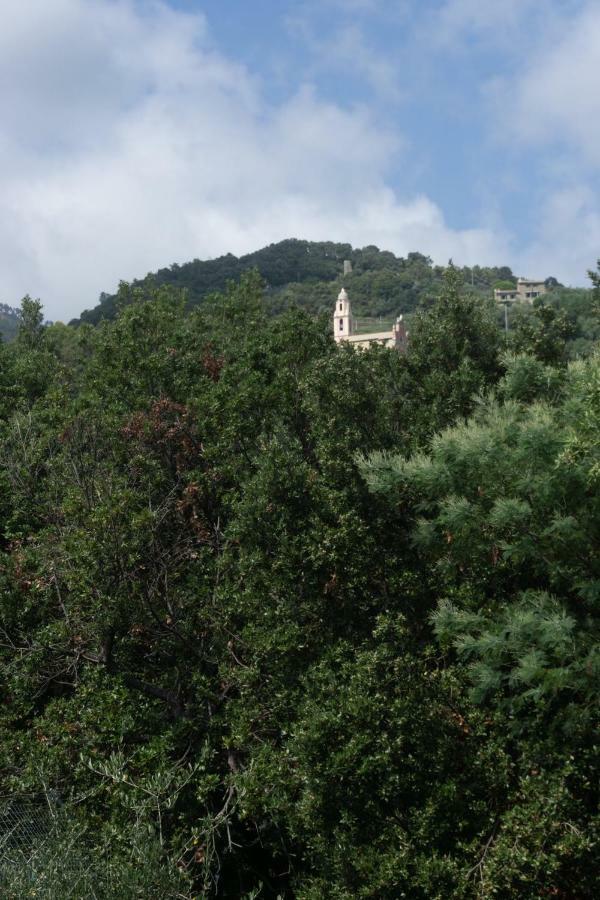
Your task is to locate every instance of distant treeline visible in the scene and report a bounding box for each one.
[69,238,600,358]
[6,239,600,361]
[74,238,519,324]
[0,302,20,341]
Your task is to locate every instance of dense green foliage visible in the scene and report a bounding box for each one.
[74,239,519,326]
[510,288,600,361]
[0,303,20,342]
[1,267,598,897]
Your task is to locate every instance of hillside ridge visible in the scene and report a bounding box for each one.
[74,238,522,325]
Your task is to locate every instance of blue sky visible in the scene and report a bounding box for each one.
[1,0,599,319]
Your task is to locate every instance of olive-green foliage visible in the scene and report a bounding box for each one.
[511,301,576,365]
[510,284,600,361]
[361,351,600,896]
[1,269,598,898]
[0,822,190,899]
[399,265,503,441]
[75,239,519,326]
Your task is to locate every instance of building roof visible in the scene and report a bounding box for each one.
[345,331,394,342]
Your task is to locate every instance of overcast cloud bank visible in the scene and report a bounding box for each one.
[0,0,598,320]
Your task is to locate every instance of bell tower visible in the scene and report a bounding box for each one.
[333,287,352,342]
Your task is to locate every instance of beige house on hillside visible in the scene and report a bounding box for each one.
[333,287,408,351]
[494,278,546,304]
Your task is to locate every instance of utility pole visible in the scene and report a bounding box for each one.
[494,295,511,334]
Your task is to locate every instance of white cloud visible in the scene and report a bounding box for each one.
[311,23,404,102]
[285,1,408,101]
[300,0,391,14]
[0,0,510,320]
[509,4,600,167]
[472,1,600,285]
[514,185,600,285]
[433,0,554,46]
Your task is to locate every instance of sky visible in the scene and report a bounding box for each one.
[2,0,600,321]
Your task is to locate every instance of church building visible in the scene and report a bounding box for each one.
[333,287,408,351]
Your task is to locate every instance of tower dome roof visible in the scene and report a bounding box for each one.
[338,287,349,301]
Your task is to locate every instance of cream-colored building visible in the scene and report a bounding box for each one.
[333,287,408,351]
[494,278,546,304]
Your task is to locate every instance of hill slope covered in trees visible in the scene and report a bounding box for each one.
[74,238,518,325]
[72,237,600,359]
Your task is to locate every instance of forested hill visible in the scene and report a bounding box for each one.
[74,238,518,324]
[0,302,20,341]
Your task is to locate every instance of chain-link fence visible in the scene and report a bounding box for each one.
[0,794,97,899]
[0,794,56,860]
[0,794,192,899]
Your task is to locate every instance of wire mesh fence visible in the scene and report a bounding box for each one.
[0,794,95,899]
[353,316,396,334]
[0,794,56,860]
[0,794,192,899]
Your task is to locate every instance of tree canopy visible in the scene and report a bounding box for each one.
[0,265,598,898]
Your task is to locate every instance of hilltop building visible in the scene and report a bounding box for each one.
[494,278,546,304]
[333,288,408,351]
